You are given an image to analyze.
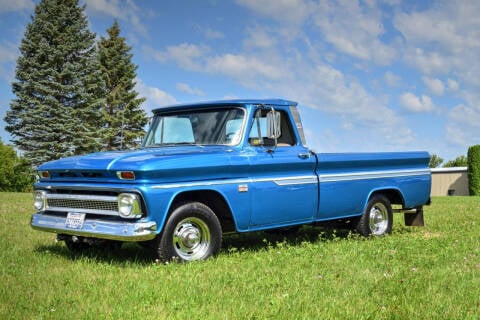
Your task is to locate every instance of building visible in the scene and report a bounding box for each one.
[430,167,469,196]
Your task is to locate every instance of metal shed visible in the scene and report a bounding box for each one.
[430,167,469,196]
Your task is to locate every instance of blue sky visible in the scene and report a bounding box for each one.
[1,0,479,164]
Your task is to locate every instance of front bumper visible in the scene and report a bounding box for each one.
[31,213,157,242]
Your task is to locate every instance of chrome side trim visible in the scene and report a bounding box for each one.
[150,175,318,189]
[319,169,431,183]
[31,214,157,242]
[272,176,318,186]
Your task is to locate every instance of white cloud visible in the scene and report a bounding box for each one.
[148,43,208,71]
[312,0,396,65]
[176,83,205,96]
[135,78,176,112]
[0,41,18,81]
[148,43,287,85]
[243,26,277,50]
[403,48,450,75]
[394,2,480,86]
[394,2,480,53]
[447,78,459,92]
[84,0,126,19]
[206,53,284,82]
[204,28,224,40]
[400,92,434,112]
[84,0,148,38]
[422,77,444,96]
[384,71,401,87]
[446,104,480,147]
[236,0,312,26]
[0,0,33,12]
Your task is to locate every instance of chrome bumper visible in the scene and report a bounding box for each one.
[31,213,157,242]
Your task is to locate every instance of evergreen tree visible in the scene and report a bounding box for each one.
[467,145,480,196]
[4,0,104,166]
[98,20,147,150]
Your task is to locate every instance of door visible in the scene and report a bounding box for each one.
[247,108,318,227]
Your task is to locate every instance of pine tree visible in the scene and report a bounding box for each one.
[98,20,147,150]
[4,0,104,166]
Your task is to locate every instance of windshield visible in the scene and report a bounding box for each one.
[143,107,245,147]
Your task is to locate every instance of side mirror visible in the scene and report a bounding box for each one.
[266,109,281,139]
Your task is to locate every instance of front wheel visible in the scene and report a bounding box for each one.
[356,195,393,236]
[156,202,222,262]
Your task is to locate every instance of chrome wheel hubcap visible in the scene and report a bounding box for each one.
[173,217,210,260]
[369,203,389,235]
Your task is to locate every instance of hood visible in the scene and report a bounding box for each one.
[38,146,240,183]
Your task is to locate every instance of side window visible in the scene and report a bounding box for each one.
[248,109,296,147]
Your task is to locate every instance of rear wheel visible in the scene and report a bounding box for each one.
[156,202,222,262]
[356,195,393,236]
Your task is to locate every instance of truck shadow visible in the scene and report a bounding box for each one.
[222,225,353,254]
[34,242,158,265]
[33,225,354,265]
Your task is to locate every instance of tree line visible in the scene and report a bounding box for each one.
[1,0,146,191]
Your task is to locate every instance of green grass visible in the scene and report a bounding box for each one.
[1,193,479,319]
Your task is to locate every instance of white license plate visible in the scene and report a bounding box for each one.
[65,212,86,229]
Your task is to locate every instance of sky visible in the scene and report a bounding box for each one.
[0,0,479,164]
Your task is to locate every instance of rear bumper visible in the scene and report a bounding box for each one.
[31,213,157,242]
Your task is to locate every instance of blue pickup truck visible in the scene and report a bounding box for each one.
[31,99,431,262]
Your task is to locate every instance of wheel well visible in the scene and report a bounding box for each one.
[170,190,236,233]
[370,189,405,207]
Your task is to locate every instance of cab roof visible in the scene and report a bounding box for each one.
[152,99,297,113]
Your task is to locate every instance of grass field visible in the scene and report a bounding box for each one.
[1,193,479,319]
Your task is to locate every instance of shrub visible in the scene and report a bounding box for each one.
[0,140,34,192]
[467,145,480,195]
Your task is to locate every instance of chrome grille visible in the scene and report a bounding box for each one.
[46,194,119,216]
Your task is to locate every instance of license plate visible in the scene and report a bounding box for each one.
[65,212,86,229]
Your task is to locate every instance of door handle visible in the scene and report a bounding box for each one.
[298,152,310,159]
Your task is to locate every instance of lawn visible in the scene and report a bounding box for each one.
[1,193,479,319]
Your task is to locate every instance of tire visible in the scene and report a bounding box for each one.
[356,195,393,236]
[156,202,222,262]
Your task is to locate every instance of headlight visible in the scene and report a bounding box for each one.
[118,193,142,218]
[34,190,47,211]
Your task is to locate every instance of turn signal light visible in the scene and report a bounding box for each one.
[38,171,50,179]
[117,171,135,180]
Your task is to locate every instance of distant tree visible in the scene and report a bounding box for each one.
[4,0,104,167]
[97,20,147,150]
[467,145,480,196]
[443,155,468,168]
[0,140,34,192]
[429,154,443,168]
